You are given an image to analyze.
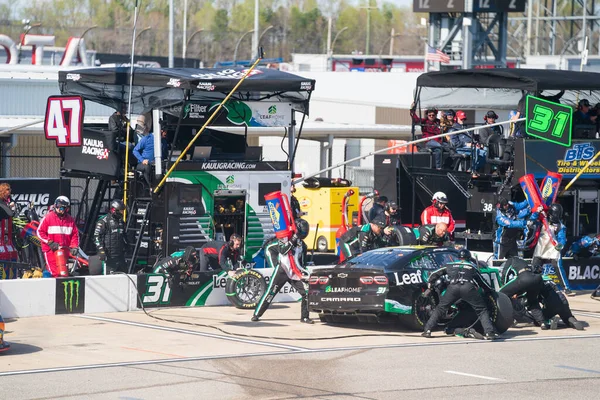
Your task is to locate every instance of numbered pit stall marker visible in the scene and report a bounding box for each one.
[525,95,573,147]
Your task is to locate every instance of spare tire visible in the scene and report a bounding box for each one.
[225,269,267,309]
[390,226,418,246]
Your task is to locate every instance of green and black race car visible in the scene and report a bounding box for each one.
[308,246,512,332]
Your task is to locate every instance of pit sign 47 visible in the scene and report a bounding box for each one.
[44,96,84,147]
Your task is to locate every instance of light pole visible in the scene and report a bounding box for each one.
[259,25,274,45]
[17,20,41,64]
[360,5,378,55]
[234,29,255,66]
[252,0,260,59]
[328,26,348,71]
[184,29,204,63]
[135,27,152,55]
[378,33,402,58]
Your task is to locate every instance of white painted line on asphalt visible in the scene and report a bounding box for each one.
[77,315,309,352]
[574,311,600,319]
[444,370,505,381]
[0,350,293,377]
[556,365,600,374]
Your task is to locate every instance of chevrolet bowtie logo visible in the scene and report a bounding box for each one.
[337,273,348,278]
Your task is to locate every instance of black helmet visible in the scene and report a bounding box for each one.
[486,110,499,119]
[110,199,125,217]
[458,249,472,260]
[498,197,511,209]
[295,218,310,240]
[182,246,198,267]
[385,201,399,214]
[371,215,387,228]
[579,98,591,108]
[548,203,563,223]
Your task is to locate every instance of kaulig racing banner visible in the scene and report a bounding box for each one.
[63,128,120,178]
[167,101,293,128]
[136,268,300,308]
[5,178,71,218]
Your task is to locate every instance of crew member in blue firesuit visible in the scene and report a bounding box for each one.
[494,198,539,260]
[532,203,573,296]
[566,233,600,259]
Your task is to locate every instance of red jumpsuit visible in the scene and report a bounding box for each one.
[37,210,79,277]
[421,205,456,233]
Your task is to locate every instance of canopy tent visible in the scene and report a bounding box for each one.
[415,68,600,110]
[58,67,315,114]
[416,68,600,91]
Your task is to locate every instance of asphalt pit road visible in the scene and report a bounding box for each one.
[0,342,43,356]
[222,321,290,328]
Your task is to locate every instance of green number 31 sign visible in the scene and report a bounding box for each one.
[525,95,573,147]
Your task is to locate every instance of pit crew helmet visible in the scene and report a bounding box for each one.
[548,203,563,224]
[295,218,310,240]
[458,249,472,260]
[432,192,448,210]
[54,196,71,216]
[110,200,126,218]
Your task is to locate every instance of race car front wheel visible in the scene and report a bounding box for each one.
[225,269,267,309]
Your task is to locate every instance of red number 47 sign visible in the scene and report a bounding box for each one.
[44,96,85,147]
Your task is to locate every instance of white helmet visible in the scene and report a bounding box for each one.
[55,196,71,207]
[432,192,448,204]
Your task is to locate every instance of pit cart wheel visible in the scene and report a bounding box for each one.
[399,291,437,331]
[316,236,328,252]
[225,269,267,309]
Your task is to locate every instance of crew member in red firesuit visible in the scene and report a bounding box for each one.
[421,192,456,235]
[410,103,443,169]
[37,196,80,277]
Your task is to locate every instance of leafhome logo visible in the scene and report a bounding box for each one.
[200,162,257,170]
[62,280,80,312]
[321,297,361,302]
[81,138,110,160]
[325,286,361,293]
[268,105,277,115]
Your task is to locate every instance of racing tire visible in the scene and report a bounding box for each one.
[399,292,437,331]
[487,291,514,334]
[225,269,267,310]
[391,226,418,246]
[316,236,328,252]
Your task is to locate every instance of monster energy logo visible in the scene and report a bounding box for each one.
[62,280,80,312]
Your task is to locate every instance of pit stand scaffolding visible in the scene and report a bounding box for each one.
[56,66,315,271]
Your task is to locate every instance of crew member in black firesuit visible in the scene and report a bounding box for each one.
[541,279,584,330]
[339,215,391,258]
[252,219,313,323]
[417,223,449,246]
[384,201,402,225]
[93,200,128,274]
[500,257,548,329]
[219,233,243,272]
[368,195,388,221]
[422,249,498,340]
[494,198,539,260]
[152,246,199,277]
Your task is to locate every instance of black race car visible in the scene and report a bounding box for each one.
[308,246,512,332]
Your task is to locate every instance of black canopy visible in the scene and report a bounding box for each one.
[417,68,600,92]
[59,67,315,114]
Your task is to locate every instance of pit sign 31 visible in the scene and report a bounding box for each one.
[44,96,85,147]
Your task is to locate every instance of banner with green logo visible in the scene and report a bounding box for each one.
[168,101,293,127]
[55,277,85,314]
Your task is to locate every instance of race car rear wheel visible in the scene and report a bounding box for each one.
[225,269,267,310]
[398,292,436,331]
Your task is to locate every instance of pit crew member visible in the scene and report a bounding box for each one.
[499,257,547,329]
[566,234,600,259]
[252,219,313,324]
[339,216,391,258]
[494,198,538,260]
[417,223,449,246]
[541,279,584,330]
[37,196,80,277]
[421,192,455,234]
[152,246,199,277]
[532,203,572,296]
[422,249,498,340]
[93,199,128,274]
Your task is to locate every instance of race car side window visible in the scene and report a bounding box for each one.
[432,251,460,266]
[407,255,437,270]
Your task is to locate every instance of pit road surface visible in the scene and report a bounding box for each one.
[1,295,600,399]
